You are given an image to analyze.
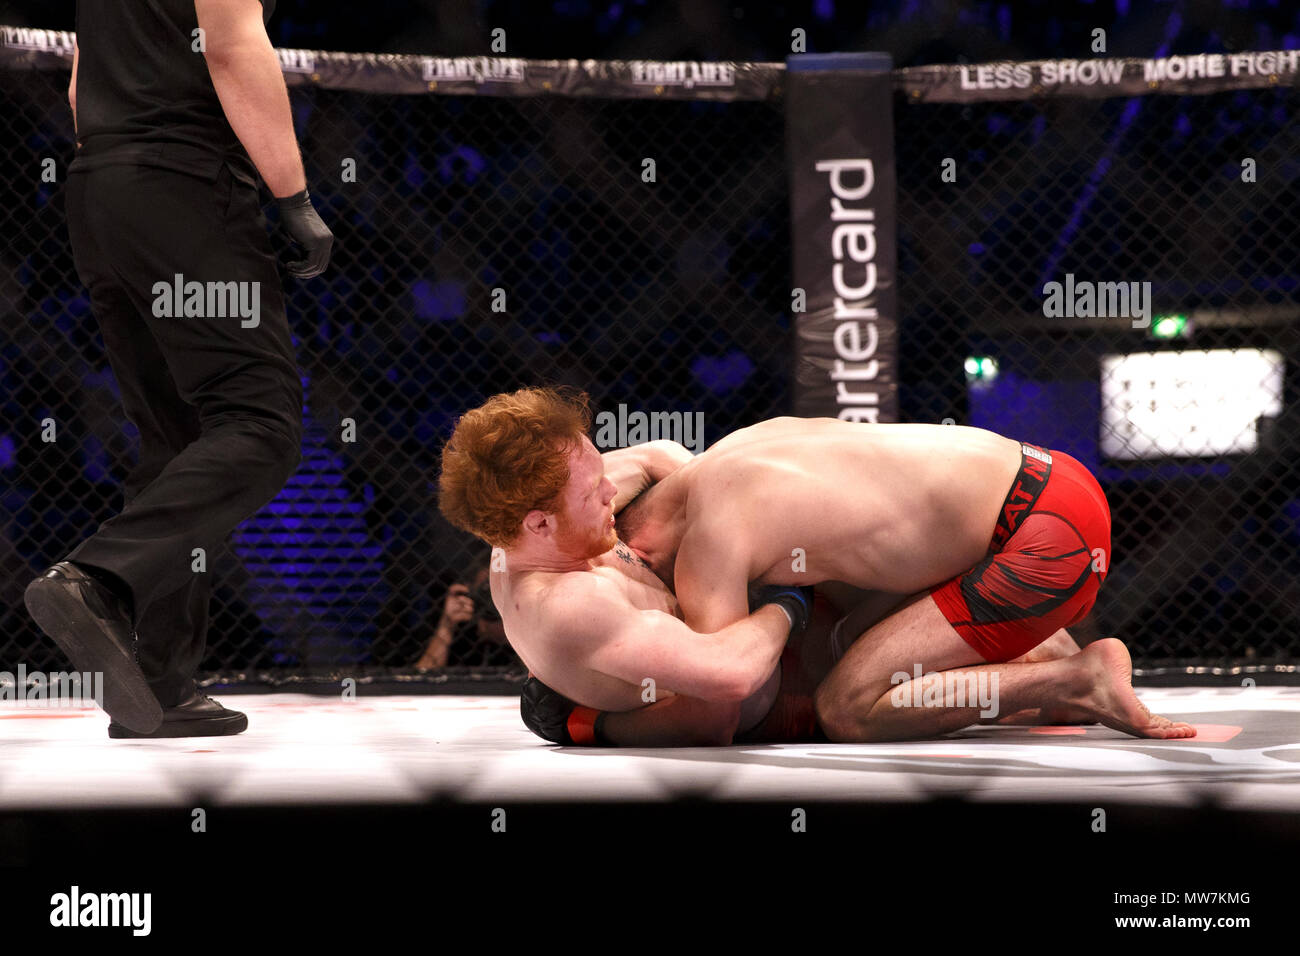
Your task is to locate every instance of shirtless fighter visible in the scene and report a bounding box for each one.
[611,411,1195,742]
[438,387,1193,744]
[439,388,804,746]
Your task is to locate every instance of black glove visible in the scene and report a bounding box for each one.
[275,188,333,278]
[520,676,607,745]
[752,584,815,636]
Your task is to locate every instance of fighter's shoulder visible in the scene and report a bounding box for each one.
[534,568,631,624]
[688,447,780,504]
[711,416,834,445]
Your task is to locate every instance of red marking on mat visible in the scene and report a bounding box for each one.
[0,712,92,719]
[1187,724,1242,742]
[1031,726,1087,735]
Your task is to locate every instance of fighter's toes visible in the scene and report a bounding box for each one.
[1076,639,1197,740]
[1139,714,1197,739]
[1124,695,1196,737]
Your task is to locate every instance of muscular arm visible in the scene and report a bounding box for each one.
[603,440,693,514]
[69,40,78,140]
[672,520,753,633]
[577,587,857,749]
[195,0,305,197]
[554,575,789,702]
[600,695,741,747]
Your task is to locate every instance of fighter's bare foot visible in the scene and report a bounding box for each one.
[1068,639,1196,739]
[1011,629,1084,664]
[990,705,1095,725]
[1037,703,1097,725]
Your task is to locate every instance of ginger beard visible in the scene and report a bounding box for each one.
[552,494,618,559]
[546,436,618,561]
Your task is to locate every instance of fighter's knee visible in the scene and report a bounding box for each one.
[813,682,857,743]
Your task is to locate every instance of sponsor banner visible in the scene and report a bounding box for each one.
[0,24,75,59]
[898,51,1300,102]
[0,28,783,101]
[358,55,782,100]
[786,53,899,422]
[5,28,1291,103]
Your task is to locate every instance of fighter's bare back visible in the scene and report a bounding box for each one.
[646,418,1023,618]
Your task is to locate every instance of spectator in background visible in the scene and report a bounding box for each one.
[416,580,473,670]
[416,550,517,670]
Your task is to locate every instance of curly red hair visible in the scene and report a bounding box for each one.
[439,387,592,547]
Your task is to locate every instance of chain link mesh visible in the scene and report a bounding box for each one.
[895,85,1300,671]
[1,68,789,683]
[2,57,1296,684]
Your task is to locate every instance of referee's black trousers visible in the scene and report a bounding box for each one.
[64,159,303,707]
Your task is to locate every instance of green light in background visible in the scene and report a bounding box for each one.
[964,355,999,383]
[1151,314,1189,339]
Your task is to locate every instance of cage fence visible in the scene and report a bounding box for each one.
[1,34,1296,687]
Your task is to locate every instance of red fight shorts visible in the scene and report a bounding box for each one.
[929,443,1111,662]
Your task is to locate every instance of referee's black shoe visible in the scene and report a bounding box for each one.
[108,690,248,739]
[24,560,163,735]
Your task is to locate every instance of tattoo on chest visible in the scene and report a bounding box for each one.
[613,541,651,570]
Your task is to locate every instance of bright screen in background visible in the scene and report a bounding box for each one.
[1100,348,1284,459]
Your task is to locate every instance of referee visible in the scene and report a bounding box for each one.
[23,0,332,737]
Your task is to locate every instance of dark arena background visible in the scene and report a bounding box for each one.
[1,0,1297,935]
